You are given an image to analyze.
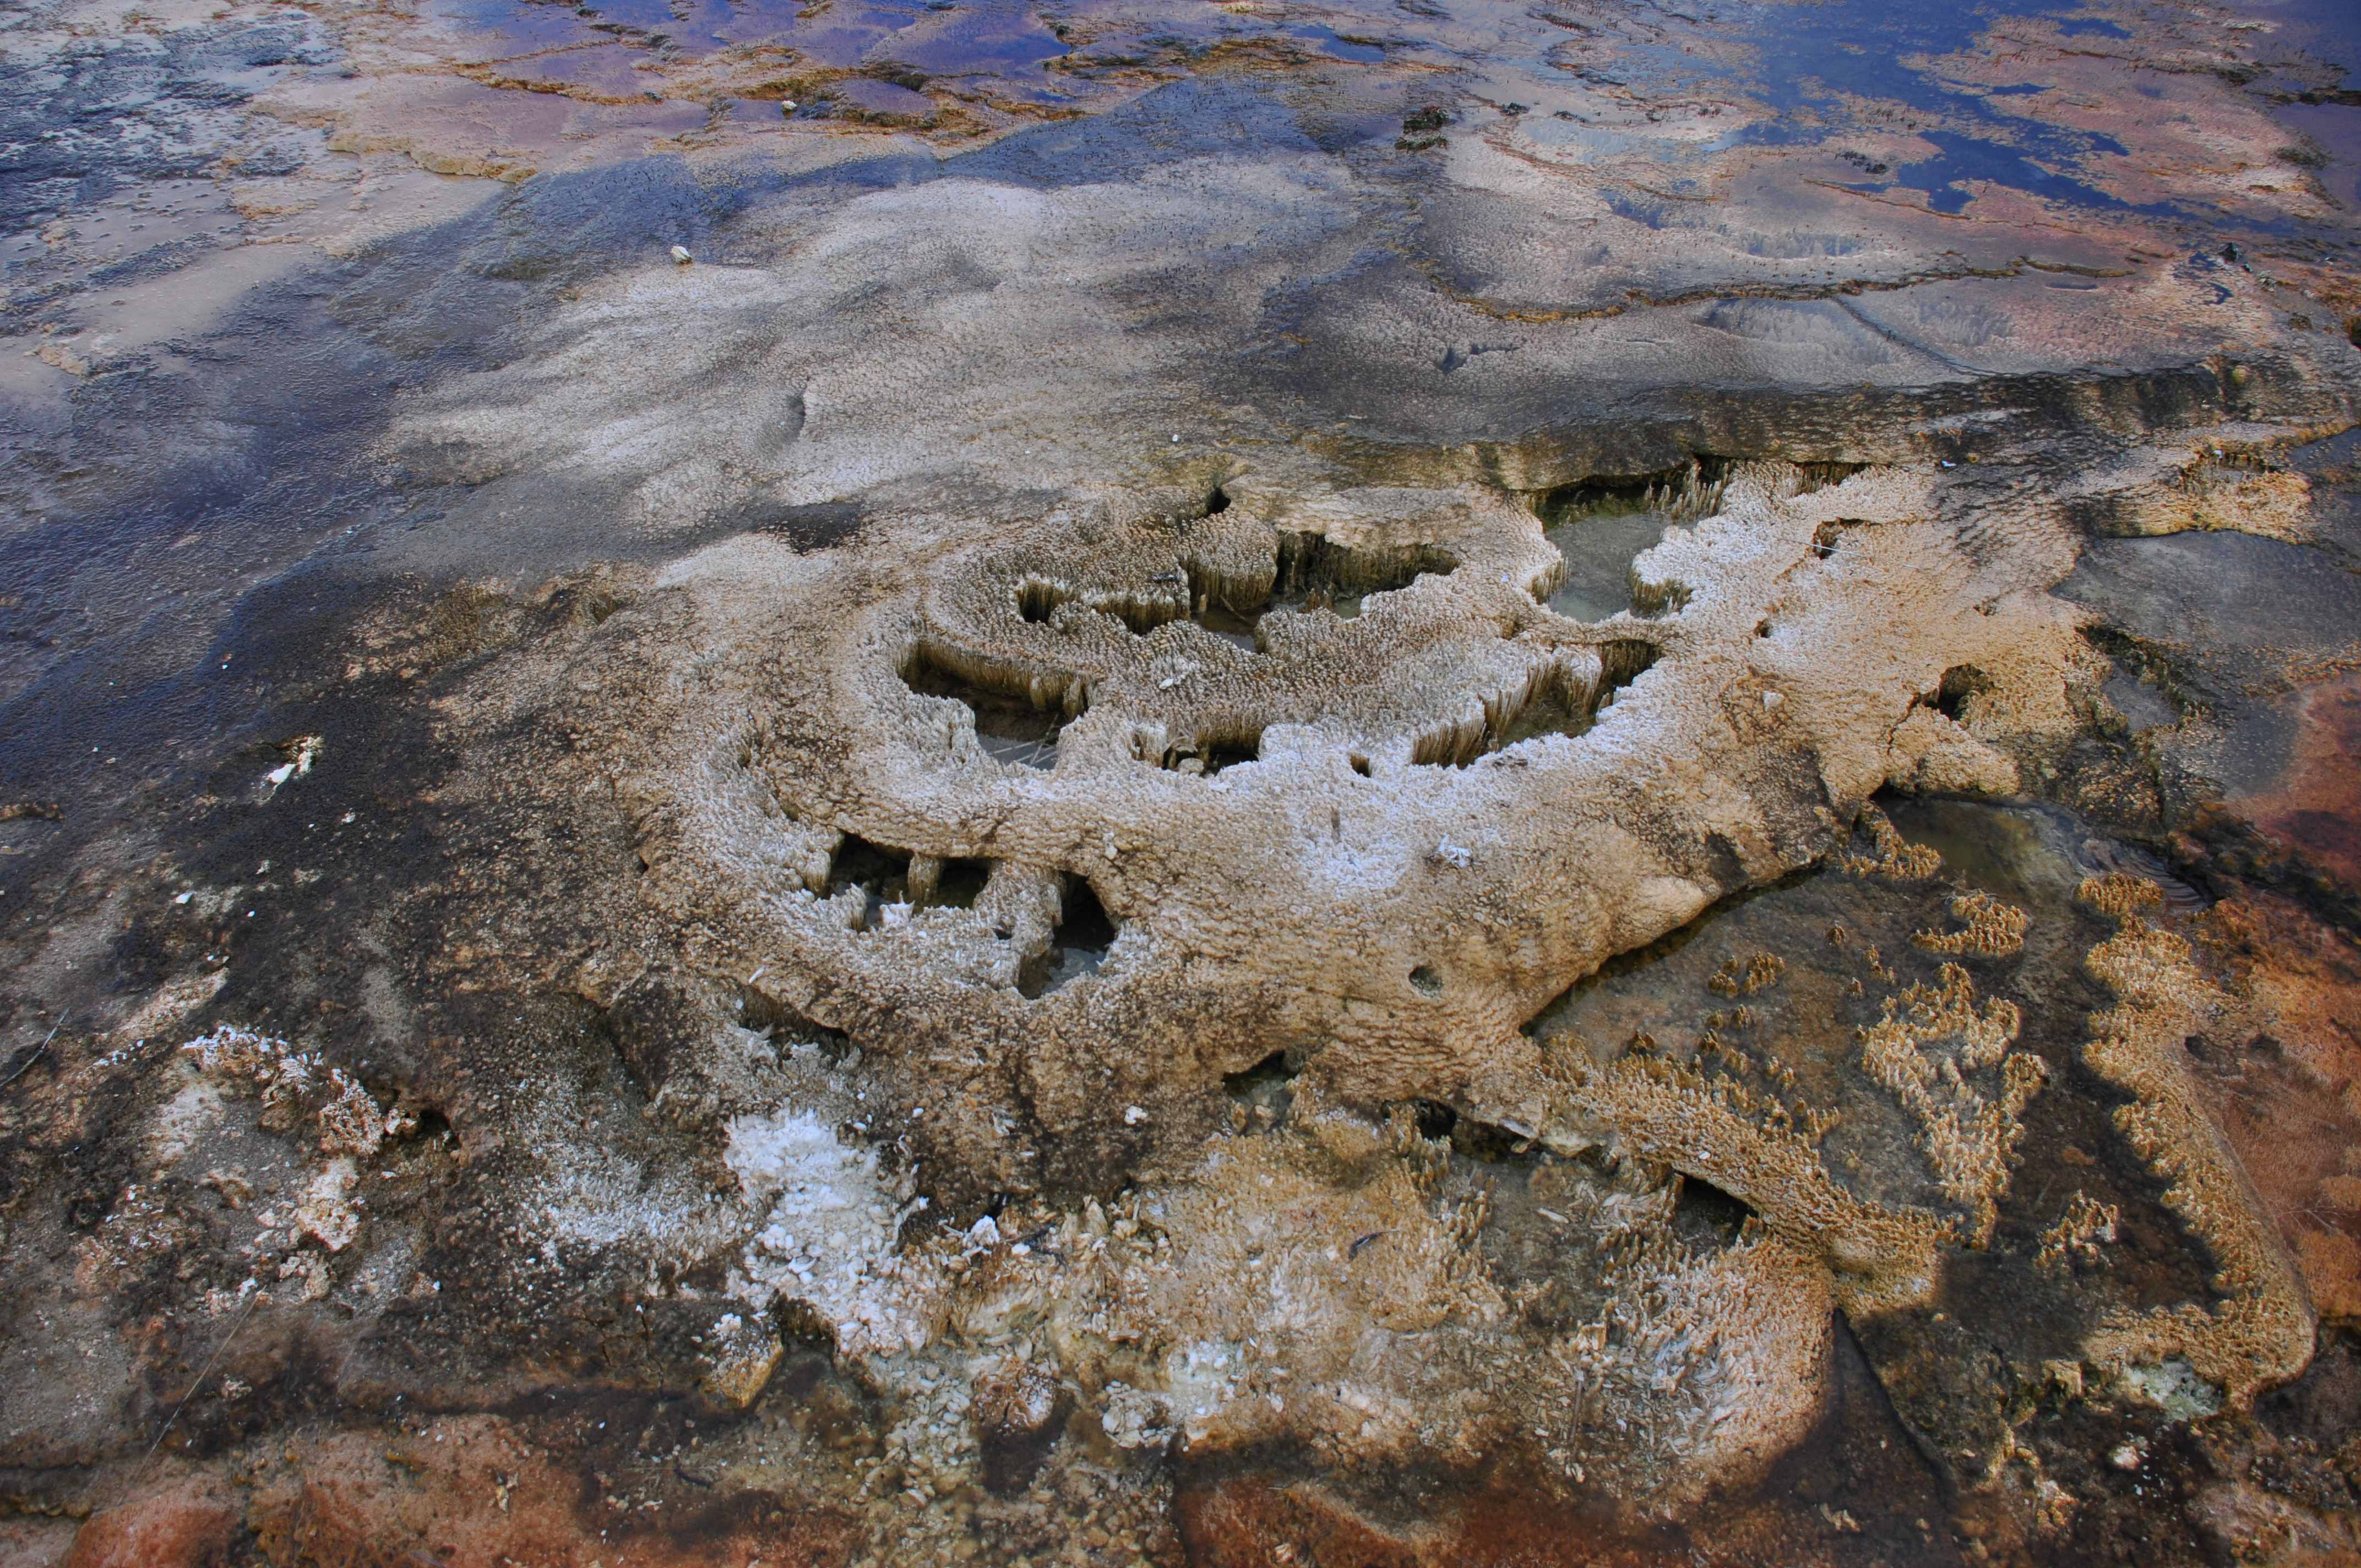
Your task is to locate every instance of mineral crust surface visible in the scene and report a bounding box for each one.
[4,0,2361,1562]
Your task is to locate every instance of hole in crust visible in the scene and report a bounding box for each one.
[1408,963,1444,997]
[1222,1050,1297,1132]
[1672,1172,1756,1245]
[824,833,910,902]
[1598,639,1661,698]
[1793,461,1867,493]
[1536,461,1862,620]
[404,1106,455,1146]
[1155,722,1265,776]
[1536,461,1720,623]
[1200,732,1261,774]
[1418,639,1660,766]
[1021,874,1118,997]
[1445,1114,1539,1163]
[1410,1098,1457,1140]
[1187,531,1459,650]
[907,854,991,910]
[1017,581,1065,624]
[901,644,1086,770]
[1932,663,1993,723]
[824,833,918,928]
[1013,576,1184,635]
[1538,459,1728,526]
[1275,531,1457,603]
[1193,599,1264,652]
[1348,752,1372,777]
[733,984,855,1061]
[1223,1049,1296,1097]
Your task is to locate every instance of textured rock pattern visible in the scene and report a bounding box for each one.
[3,0,2361,1562]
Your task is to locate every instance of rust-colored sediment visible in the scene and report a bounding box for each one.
[2238,672,2361,892]
[2195,890,2361,1326]
[237,1415,861,1567]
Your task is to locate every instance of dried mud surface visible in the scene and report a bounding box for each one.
[4,0,2361,1562]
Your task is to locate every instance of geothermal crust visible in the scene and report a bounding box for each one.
[535,445,2332,1509]
[8,0,2361,1561]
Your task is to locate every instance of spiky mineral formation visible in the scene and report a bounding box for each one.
[637,461,2071,1188]
[537,455,2120,1507]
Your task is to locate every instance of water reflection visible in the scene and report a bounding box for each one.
[1543,507,1666,624]
[1537,465,1721,624]
[2235,0,2361,216]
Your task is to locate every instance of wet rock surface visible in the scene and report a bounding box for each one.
[5,0,2361,1562]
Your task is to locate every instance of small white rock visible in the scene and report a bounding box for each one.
[1123,1105,1148,1125]
[670,244,693,264]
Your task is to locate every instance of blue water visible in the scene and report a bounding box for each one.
[2228,0,2361,218]
[1289,24,1385,64]
[1892,129,2161,217]
[310,0,2361,238]
[1702,0,2331,228]
[2052,17,2130,39]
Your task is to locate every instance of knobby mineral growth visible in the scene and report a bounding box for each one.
[3,0,2361,1562]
